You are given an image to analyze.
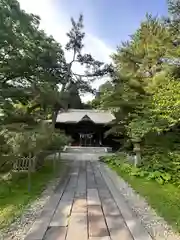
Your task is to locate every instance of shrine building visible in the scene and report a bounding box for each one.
[55,109,117,148]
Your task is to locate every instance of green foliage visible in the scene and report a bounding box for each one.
[0,123,69,174]
[102,154,174,185]
[0,0,111,128]
[101,8,180,143]
[0,123,69,158]
[0,160,65,229]
[0,0,68,128]
[89,81,114,109]
[66,82,83,109]
[98,2,180,191]
[142,151,180,183]
[114,166,180,233]
[100,154,123,167]
[45,131,71,151]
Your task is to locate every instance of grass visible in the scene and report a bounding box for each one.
[110,165,180,233]
[0,159,64,230]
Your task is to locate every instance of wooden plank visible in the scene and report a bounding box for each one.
[43,227,67,240]
[89,237,110,240]
[98,189,112,200]
[50,200,74,227]
[99,164,152,240]
[66,212,88,240]
[72,198,87,213]
[65,167,79,191]
[65,176,78,191]
[50,187,76,227]
[75,171,86,198]
[87,189,101,206]
[105,215,133,240]
[24,177,69,240]
[87,164,97,189]
[92,163,108,191]
[61,191,75,201]
[88,205,109,238]
[50,163,79,227]
[101,198,120,216]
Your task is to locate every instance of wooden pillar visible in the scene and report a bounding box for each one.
[99,132,102,146]
[79,134,81,146]
[84,134,86,147]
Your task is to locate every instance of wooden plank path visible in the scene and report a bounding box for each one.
[24,160,152,240]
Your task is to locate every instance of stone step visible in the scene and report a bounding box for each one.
[64,146,111,153]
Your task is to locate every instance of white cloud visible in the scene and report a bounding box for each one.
[18,0,113,102]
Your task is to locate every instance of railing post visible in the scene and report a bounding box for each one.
[53,152,56,174]
[28,155,32,192]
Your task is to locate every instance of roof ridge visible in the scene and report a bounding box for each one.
[56,109,115,124]
[67,109,111,113]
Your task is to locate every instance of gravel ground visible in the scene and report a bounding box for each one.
[0,176,61,240]
[112,169,180,240]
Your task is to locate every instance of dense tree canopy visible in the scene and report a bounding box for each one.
[100,5,180,139]
[0,0,112,170]
[92,0,180,179]
[0,0,67,127]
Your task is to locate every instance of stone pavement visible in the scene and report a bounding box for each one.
[24,161,152,240]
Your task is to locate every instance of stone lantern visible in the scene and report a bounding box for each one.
[132,138,141,166]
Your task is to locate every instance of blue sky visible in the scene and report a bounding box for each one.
[56,0,168,48]
[18,0,168,101]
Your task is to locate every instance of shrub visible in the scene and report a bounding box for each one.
[46,131,71,152]
[142,151,180,183]
[0,122,70,172]
[102,154,173,185]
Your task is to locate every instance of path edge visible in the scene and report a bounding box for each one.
[98,162,153,240]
